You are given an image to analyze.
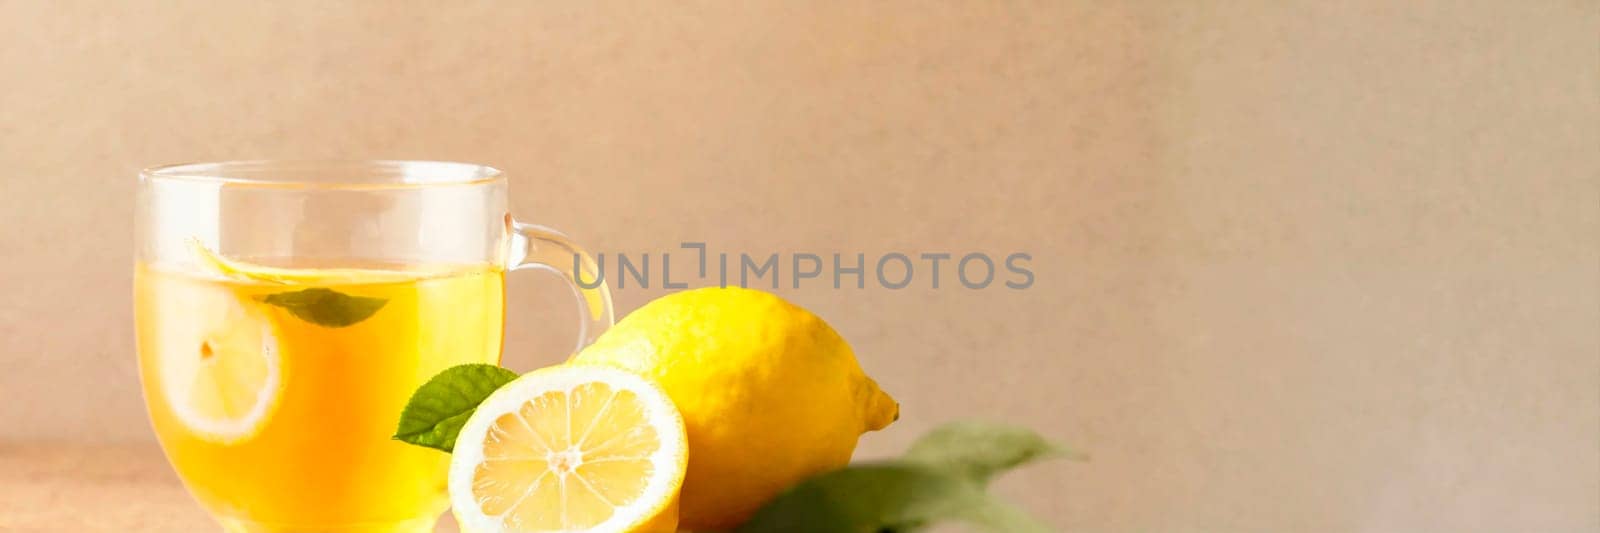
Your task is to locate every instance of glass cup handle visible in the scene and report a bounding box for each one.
[506,220,615,357]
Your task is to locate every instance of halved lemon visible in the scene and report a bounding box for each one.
[449,365,688,533]
[152,277,283,443]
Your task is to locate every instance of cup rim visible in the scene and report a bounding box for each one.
[140,160,505,190]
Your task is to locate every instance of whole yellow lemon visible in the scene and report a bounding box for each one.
[568,287,898,530]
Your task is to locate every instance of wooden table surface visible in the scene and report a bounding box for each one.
[0,443,462,532]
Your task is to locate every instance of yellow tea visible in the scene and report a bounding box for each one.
[135,261,504,532]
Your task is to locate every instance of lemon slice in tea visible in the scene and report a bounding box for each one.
[449,365,688,533]
[152,276,284,443]
[186,237,417,285]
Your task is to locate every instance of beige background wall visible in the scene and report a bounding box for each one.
[2,1,1596,531]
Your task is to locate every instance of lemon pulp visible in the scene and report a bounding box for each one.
[450,365,687,533]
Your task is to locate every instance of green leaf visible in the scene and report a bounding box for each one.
[735,421,1077,532]
[734,463,1051,533]
[904,421,1083,486]
[258,288,388,328]
[393,364,519,452]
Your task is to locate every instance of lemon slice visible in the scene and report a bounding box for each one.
[153,278,283,443]
[449,365,688,533]
[186,237,416,285]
